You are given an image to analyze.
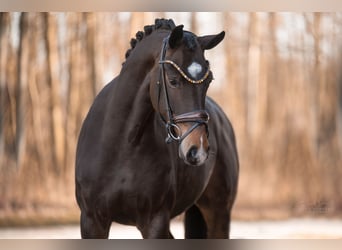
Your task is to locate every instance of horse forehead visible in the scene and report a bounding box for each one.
[187,61,203,79]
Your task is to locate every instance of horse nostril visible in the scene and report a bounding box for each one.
[186,146,198,164]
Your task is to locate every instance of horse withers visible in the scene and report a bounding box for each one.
[75,18,239,239]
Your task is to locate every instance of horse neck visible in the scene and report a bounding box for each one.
[109,32,166,143]
[122,31,167,77]
[117,31,166,96]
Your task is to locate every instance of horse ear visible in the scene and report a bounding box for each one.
[198,31,225,50]
[169,25,184,49]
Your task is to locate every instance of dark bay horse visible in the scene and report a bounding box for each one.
[75,18,239,239]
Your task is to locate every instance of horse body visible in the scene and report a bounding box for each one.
[76,19,238,238]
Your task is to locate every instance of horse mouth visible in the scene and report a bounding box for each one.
[184,158,203,167]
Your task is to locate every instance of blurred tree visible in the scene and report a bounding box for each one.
[42,13,65,175]
[0,12,341,222]
[190,12,197,33]
[15,13,29,168]
[246,12,261,140]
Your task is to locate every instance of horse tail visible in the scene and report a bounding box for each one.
[184,205,207,238]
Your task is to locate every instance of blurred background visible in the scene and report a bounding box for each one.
[0,12,342,232]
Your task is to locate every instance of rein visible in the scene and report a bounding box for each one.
[157,37,210,144]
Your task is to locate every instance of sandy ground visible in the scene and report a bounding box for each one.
[0,218,342,239]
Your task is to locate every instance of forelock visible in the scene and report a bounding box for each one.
[183,32,197,51]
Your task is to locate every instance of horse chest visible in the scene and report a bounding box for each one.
[171,162,214,216]
[101,154,212,221]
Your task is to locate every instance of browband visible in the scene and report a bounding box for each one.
[159,59,211,85]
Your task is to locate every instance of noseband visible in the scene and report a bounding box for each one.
[157,37,210,144]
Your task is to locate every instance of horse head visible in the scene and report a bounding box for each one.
[149,24,225,166]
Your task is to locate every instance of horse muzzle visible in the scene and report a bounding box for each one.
[164,110,210,166]
[178,125,210,166]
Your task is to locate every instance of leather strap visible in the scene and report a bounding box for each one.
[157,36,210,144]
[173,110,209,124]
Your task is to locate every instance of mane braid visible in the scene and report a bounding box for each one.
[124,18,176,61]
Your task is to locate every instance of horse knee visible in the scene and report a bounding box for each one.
[80,212,110,239]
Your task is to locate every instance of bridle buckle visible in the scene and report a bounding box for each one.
[167,123,182,142]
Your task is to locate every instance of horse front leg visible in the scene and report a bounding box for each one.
[80,211,111,239]
[197,205,231,238]
[196,173,237,238]
[138,211,172,239]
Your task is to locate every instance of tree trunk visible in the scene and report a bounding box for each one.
[0,13,6,167]
[84,13,97,98]
[42,13,64,175]
[246,13,261,139]
[190,13,198,33]
[15,12,29,167]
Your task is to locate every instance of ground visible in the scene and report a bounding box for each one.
[0,218,342,239]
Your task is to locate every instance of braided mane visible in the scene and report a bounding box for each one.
[124,18,176,59]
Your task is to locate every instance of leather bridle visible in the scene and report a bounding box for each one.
[157,36,210,144]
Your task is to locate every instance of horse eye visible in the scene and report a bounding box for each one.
[169,79,178,87]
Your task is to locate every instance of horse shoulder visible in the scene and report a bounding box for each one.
[205,96,239,189]
[76,79,118,181]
